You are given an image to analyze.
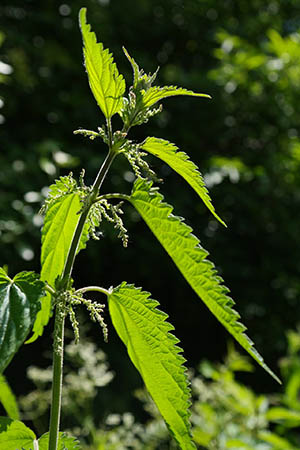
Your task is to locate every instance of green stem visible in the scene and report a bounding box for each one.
[75,285,111,296]
[62,148,117,283]
[96,193,130,202]
[48,144,117,450]
[48,304,65,450]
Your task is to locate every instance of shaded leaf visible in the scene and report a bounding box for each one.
[0,268,43,373]
[129,179,280,383]
[108,282,195,450]
[79,8,125,118]
[0,375,19,420]
[141,137,225,226]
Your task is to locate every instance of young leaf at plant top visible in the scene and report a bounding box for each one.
[0,268,43,373]
[121,47,211,130]
[108,282,195,450]
[0,375,20,420]
[141,137,226,226]
[79,7,126,119]
[142,85,211,109]
[28,179,89,343]
[128,179,280,383]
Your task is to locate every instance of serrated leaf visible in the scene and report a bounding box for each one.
[28,192,89,343]
[142,85,211,109]
[0,375,19,420]
[122,47,140,89]
[141,137,226,226]
[129,179,280,383]
[38,432,81,450]
[79,8,126,118]
[0,417,36,450]
[108,282,195,450]
[0,268,43,373]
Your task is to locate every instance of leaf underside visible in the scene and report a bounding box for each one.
[28,192,89,343]
[0,268,43,373]
[129,179,280,383]
[141,137,226,226]
[108,282,195,450]
[79,7,125,118]
[142,85,211,109]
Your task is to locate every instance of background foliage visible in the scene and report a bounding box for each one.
[1,0,300,439]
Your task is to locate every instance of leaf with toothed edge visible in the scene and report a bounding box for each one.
[141,85,211,109]
[79,8,126,119]
[108,282,196,449]
[27,192,89,343]
[128,178,280,384]
[141,137,226,226]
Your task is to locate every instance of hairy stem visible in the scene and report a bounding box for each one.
[62,148,117,282]
[48,304,65,450]
[48,143,116,450]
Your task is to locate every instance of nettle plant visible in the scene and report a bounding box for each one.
[0,8,280,450]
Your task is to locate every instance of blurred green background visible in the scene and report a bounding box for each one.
[1,0,300,443]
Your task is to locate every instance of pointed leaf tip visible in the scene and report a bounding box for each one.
[141,137,226,227]
[129,179,280,384]
[108,283,196,449]
[79,7,125,118]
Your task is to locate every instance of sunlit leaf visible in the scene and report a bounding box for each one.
[108,282,195,449]
[129,179,280,383]
[28,192,89,343]
[258,431,296,449]
[266,407,300,424]
[142,85,211,108]
[38,432,81,450]
[0,375,19,420]
[141,137,225,226]
[0,417,36,450]
[79,8,126,118]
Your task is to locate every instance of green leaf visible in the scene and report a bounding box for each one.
[0,417,36,450]
[108,282,195,450]
[122,47,140,89]
[258,431,296,449]
[266,407,300,424]
[129,179,280,383]
[28,192,89,343]
[0,268,43,373]
[79,8,126,119]
[141,137,226,226]
[0,375,19,420]
[142,85,211,109]
[225,440,256,450]
[38,432,81,450]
